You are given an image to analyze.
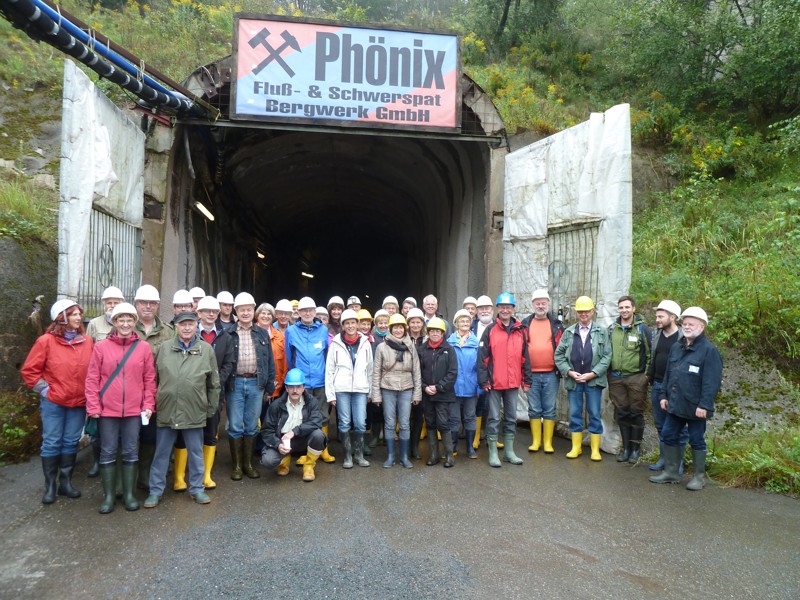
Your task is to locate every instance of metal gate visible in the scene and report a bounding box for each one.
[78,209,142,317]
[547,220,601,322]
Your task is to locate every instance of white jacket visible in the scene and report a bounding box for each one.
[325,334,374,402]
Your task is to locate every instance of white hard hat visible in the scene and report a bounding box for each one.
[298,296,316,310]
[374,309,390,320]
[134,285,160,302]
[453,309,472,325]
[462,296,478,307]
[531,288,550,301]
[656,300,682,318]
[110,302,138,321]
[476,295,494,307]
[403,296,417,307]
[327,296,344,308]
[382,295,399,307]
[316,306,328,315]
[234,292,256,308]
[197,296,221,311]
[340,309,359,323]
[216,291,234,304]
[50,299,79,322]
[681,306,709,325]
[172,289,193,305]
[406,308,425,321]
[275,299,293,313]
[188,287,205,299]
[346,295,361,306]
[101,286,125,301]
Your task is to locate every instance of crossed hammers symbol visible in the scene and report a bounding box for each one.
[249,28,302,77]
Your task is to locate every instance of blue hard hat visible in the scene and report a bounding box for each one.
[284,368,305,386]
[496,292,516,306]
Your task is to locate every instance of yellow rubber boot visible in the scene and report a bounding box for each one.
[202,445,217,489]
[276,455,291,476]
[172,448,188,492]
[590,433,602,461]
[496,438,504,449]
[528,419,542,452]
[472,417,482,449]
[543,420,556,454]
[566,432,583,458]
[320,426,336,463]
[302,449,320,482]
[421,421,427,440]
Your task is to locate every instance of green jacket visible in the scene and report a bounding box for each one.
[135,317,175,354]
[608,315,652,375]
[554,322,612,391]
[154,336,220,429]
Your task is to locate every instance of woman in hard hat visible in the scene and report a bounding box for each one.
[367,309,391,450]
[418,317,459,467]
[85,303,156,513]
[382,295,400,315]
[406,307,428,458]
[327,296,345,339]
[371,314,422,468]
[21,299,94,504]
[401,297,417,318]
[554,296,612,461]
[325,309,373,469]
[448,309,480,459]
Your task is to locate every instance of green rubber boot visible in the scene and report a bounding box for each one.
[487,434,501,468]
[502,433,523,465]
[99,463,116,514]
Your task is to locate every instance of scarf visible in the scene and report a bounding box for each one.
[385,334,409,361]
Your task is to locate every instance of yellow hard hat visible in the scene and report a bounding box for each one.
[388,314,408,328]
[357,309,373,321]
[426,317,447,332]
[575,296,595,311]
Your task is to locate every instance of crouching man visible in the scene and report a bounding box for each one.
[260,368,327,482]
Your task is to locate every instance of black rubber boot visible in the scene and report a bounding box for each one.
[443,431,455,468]
[41,456,59,504]
[353,433,370,467]
[628,425,644,463]
[242,436,260,478]
[426,428,440,466]
[87,443,101,478]
[99,463,116,514]
[229,437,243,480]
[649,445,682,484]
[398,439,413,469]
[686,450,707,491]
[617,425,631,462]
[121,461,140,510]
[409,416,423,460]
[57,454,81,498]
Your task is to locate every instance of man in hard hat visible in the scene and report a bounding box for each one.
[477,292,531,468]
[169,289,195,328]
[285,297,335,463]
[260,368,327,482]
[607,296,652,463]
[273,299,294,333]
[520,289,564,454]
[132,284,175,490]
[226,292,276,481]
[215,291,237,333]
[650,307,722,491]
[189,287,205,311]
[144,312,220,508]
[646,300,687,472]
[422,294,452,336]
[346,295,362,312]
[382,296,400,315]
[470,295,494,450]
[462,296,478,320]
[87,286,125,343]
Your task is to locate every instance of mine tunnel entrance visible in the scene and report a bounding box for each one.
[166,67,504,315]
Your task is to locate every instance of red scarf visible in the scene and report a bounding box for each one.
[428,338,443,349]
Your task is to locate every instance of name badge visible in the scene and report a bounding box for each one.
[314,342,323,349]
[688,365,700,374]
[628,335,638,343]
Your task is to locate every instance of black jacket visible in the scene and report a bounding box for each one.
[199,327,235,391]
[417,340,458,403]
[520,312,565,375]
[261,390,323,449]
[227,326,276,396]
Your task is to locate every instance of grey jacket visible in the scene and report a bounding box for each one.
[371,334,422,404]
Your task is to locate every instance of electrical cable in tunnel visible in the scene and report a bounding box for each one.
[0,0,214,119]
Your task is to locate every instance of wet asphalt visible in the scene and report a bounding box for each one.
[1,429,798,600]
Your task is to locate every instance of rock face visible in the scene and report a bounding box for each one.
[0,237,56,391]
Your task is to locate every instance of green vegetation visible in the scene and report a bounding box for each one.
[0,170,58,246]
[0,391,40,465]
[0,1,798,488]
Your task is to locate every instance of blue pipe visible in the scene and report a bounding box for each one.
[31,0,177,98]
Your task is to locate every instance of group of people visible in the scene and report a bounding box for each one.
[21,284,723,514]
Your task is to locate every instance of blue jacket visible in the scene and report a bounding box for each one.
[447,331,480,398]
[284,319,329,388]
[661,332,722,420]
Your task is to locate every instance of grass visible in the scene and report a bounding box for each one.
[0,391,41,465]
[0,170,58,246]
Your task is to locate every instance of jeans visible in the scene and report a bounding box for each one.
[475,390,488,418]
[424,398,453,432]
[336,392,367,434]
[39,397,86,457]
[487,389,518,435]
[527,371,559,420]
[150,427,204,496]
[651,381,689,446]
[261,430,327,468]
[227,376,262,438]
[662,413,707,451]
[449,396,478,431]
[381,388,412,441]
[98,416,140,463]
[568,383,603,434]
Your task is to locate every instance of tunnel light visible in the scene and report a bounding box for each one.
[301,272,314,279]
[256,250,265,260]
[194,201,215,222]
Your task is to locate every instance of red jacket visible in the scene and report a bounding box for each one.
[477,317,532,390]
[85,332,156,417]
[21,332,93,408]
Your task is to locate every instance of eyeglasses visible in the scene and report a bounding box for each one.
[137,301,158,307]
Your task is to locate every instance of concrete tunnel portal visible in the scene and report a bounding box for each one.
[163,62,506,315]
